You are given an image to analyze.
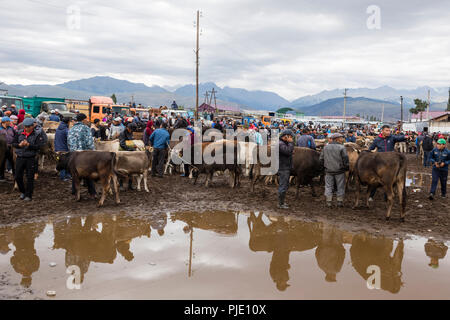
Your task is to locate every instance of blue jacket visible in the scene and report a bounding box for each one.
[49,114,60,122]
[369,134,406,152]
[55,121,69,152]
[149,128,170,149]
[346,135,356,143]
[430,147,449,171]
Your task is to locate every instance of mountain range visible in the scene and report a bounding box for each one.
[1,76,448,120]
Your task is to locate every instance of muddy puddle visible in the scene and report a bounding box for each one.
[0,211,449,299]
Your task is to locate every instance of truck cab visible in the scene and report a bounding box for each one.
[0,95,24,110]
[89,96,113,122]
[41,101,75,119]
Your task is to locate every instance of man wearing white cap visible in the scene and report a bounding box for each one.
[49,109,60,122]
[319,133,349,208]
[109,117,125,139]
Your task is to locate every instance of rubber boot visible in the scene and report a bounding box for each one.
[278,193,289,209]
[326,196,333,208]
[337,196,344,207]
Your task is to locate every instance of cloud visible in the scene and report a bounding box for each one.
[0,0,449,100]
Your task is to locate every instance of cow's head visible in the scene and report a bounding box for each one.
[56,152,71,172]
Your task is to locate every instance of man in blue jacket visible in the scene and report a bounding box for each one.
[369,125,406,152]
[429,139,449,200]
[149,122,170,178]
[54,117,71,181]
[346,130,356,143]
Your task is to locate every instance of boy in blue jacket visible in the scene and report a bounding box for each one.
[429,139,449,200]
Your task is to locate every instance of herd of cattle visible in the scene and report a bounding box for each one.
[0,124,409,222]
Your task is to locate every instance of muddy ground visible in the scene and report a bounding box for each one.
[0,153,449,242]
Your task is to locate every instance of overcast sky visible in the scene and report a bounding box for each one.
[1,0,449,100]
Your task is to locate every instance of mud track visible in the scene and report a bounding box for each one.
[0,154,448,241]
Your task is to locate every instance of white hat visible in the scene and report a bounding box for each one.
[55,109,60,113]
[114,117,122,121]
[51,110,55,113]
[1,105,6,109]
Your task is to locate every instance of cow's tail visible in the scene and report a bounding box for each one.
[111,152,126,179]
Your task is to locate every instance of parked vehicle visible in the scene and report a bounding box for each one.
[67,96,114,122]
[22,96,75,118]
[0,95,24,110]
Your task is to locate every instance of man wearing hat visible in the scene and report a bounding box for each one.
[0,105,7,117]
[68,113,96,197]
[278,129,295,209]
[109,117,125,140]
[428,138,449,200]
[49,109,60,122]
[12,118,46,201]
[119,123,137,151]
[8,104,18,116]
[319,133,349,207]
[0,116,17,181]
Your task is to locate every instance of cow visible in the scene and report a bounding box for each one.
[38,133,55,171]
[291,147,323,198]
[353,151,407,221]
[42,120,60,133]
[249,146,323,197]
[187,139,241,188]
[114,150,152,192]
[94,139,145,152]
[56,151,120,206]
[344,142,364,190]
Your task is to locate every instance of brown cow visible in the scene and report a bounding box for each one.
[353,151,407,221]
[344,142,364,190]
[188,139,241,188]
[57,151,120,206]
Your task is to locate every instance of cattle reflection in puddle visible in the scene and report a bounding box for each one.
[0,211,449,299]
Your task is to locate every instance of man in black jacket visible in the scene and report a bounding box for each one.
[278,129,294,209]
[12,118,46,201]
[119,123,136,151]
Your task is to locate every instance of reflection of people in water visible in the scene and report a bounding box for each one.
[425,239,448,268]
[9,222,45,287]
[247,212,321,291]
[315,225,345,282]
[150,212,168,236]
[0,226,13,255]
[350,234,404,294]
[269,217,290,291]
[53,213,151,283]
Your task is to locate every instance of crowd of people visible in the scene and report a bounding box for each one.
[0,106,449,208]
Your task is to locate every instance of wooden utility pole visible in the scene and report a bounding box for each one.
[427,89,430,121]
[203,91,209,104]
[381,103,384,123]
[210,87,217,112]
[342,88,348,129]
[195,10,200,122]
[400,96,404,130]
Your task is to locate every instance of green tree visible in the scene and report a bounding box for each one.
[409,98,427,121]
[276,107,294,114]
[111,93,117,104]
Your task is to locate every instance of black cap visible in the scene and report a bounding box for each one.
[76,113,87,122]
